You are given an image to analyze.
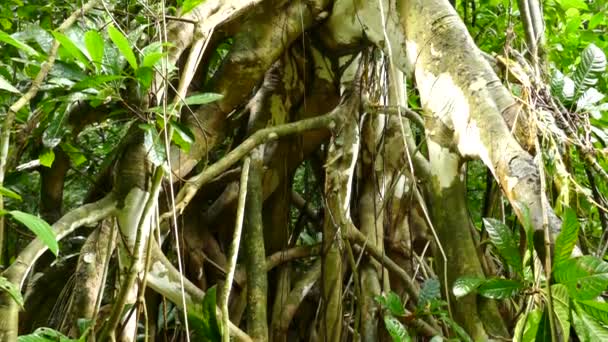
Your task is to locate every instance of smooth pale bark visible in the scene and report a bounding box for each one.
[398,0,560,241]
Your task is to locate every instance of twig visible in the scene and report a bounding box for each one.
[221,157,250,342]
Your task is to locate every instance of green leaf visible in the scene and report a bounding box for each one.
[551,284,571,341]
[477,278,525,299]
[0,30,40,57]
[9,210,58,256]
[0,276,24,308]
[572,44,606,96]
[189,285,222,342]
[513,309,542,342]
[142,51,165,68]
[383,315,411,342]
[452,276,484,298]
[181,0,207,15]
[0,185,22,201]
[535,308,552,342]
[553,256,608,300]
[375,292,406,317]
[576,88,605,112]
[61,143,86,167]
[556,0,588,11]
[135,66,153,90]
[483,218,522,273]
[418,278,441,309]
[170,120,194,153]
[42,106,69,148]
[572,301,608,340]
[39,148,55,168]
[84,30,104,70]
[52,31,89,67]
[140,124,166,166]
[0,74,20,93]
[18,327,77,342]
[577,300,608,325]
[71,74,124,91]
[108,25,137,70]
[553,207,579,267]
[184,92,223,106]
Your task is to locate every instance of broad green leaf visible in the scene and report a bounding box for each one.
[572,301,608,340]
[52,31,90,67]
[0,276,24,308]
[141,124,166,166]
[477,278,525,299]
[376,292,406,317]
[577,300,608,324]
[383,315,411,342]
[513,309,542,342]
[135,67,154,90]
[556,0,588,10]
[553,256,608,300]
[551,70,566,102]
[418,278,441,309]
[553,207,579,267]
[551,284,571,341]
[188,285,222,342]
[577,88,605,112]
[0,74,20,93]
[142,52,165,68]
[184,92,224,106]
[181,0,207,15]
[0,185,22,201]
[572,44,606,96]
[108,25,137,70]
[0,30,40,56]
[9,210,58,256]
[170,120,195,153]
[61,143,86,166]
[18,327,77,342]
[39,148,55,168]
[84,30,104,70]
[483,218,522,273]
[42,106,69,148]
[452,276,484,298]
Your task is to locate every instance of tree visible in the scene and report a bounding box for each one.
[0,0,607,341]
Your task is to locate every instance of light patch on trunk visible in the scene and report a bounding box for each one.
[417,71,469,131]
[428,140,459,189]
[405,40,418,74]
[393,174,409,199]
[343,134,360,212]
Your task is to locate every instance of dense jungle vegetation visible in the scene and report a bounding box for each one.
[0,0,608,341]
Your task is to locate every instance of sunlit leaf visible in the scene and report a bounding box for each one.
[577,300,608,325]
[572,301,608,340]
[572,44,606,96]
[52,31,90,67]
[17,327,77,342]
[0,75,20,93]
[9,210,58,256]
[513,309,542,342]
[452,276,484,298]
[0,30,40,57]
[39,148,55,168]
[170,120,195,153]
[477,278,524,299]
[188,285,222,342]
[383,315,411,342]
[108,25,137,70]
[553,256,608,300]
[181,0,207,15]
[375,291,406,317]
[553,207,580,267]
[140,124,166,166]
[0,185,22,201]
[551,284,571,341]
[84,30,104,70]
[184,92,223,106]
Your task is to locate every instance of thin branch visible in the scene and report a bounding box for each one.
[221,157,250,342]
